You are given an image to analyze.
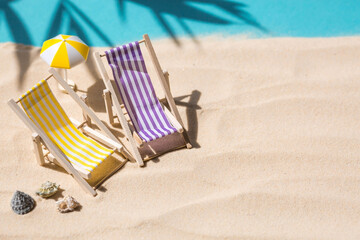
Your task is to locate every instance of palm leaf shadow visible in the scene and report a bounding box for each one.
[205,0,268,32]
[64,0,113,46]
[118,0,267,46]
[117,0,126,21]
[42,0,115,112]
[45,0,113,46]
[44,1,65,40]
[1,1,32,89]
[68,16,105,112]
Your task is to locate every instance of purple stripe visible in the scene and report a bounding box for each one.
[105,41,177,142]
[128,42,173,136]
[122,44,158,131]
[112,46,158,140]
[106,49,153,141]
[115,45,161,139]
[108,48,139,127]
[124,43,169,137]
[131,43,176,133]
[111,47,155,141]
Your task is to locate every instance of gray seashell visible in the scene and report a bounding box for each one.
[35,181,59,198]
[56,196,80,213]
[11,191,35,215]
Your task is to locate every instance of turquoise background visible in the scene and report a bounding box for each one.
[1,0,359,47]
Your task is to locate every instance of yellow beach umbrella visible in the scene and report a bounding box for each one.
[40,34,89,68]
[40,34,89,91]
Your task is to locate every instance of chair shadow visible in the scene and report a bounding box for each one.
[174,90,202,148]
[141,157,159,167]
[41,162,69,175]
[96,186,108,193]
[86,77,108,113]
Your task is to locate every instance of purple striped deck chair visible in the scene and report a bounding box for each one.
[105,42,177,142]
[94,34,192,167]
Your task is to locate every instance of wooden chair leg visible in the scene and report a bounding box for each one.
[182,131,193,149]
[32,133,45,166]
[144,34,184,126]
[80,94,91,126]
[103,89,115,125]
[163,70,170,93]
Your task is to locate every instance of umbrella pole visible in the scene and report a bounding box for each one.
[58,69,76,93]
[64,69,68,82]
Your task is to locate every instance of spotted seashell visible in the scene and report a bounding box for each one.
[11,191,35,215]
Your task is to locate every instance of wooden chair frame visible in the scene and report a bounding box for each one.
[7,68,132,196]
[94,34,192,167]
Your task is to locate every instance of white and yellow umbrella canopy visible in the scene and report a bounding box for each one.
[40,34,89,69]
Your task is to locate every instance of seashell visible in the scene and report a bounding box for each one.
[56,196,80,213]
[35,181,59,198]
[10,191,35,215]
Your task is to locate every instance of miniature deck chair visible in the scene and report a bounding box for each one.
[94,34,191,167]
[7,68,131,196]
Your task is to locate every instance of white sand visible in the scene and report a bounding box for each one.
[1,36,360,239]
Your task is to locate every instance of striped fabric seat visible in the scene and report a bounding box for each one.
[19,80,114,174]
[105,41,177,142]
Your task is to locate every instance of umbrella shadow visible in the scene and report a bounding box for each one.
[0,0,33,89]
[117,0,267,46]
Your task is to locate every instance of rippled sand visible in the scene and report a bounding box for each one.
[1,36,360,239]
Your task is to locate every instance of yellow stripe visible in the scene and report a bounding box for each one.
[50,42,70,69]
[23,80,113,163]
[19,80,113,171]
[18,79,46,102]
[20,90,91,171]
[66,40,89,60]
[34,85,106,164]
[24,89,97,170]
[39,83,109,158]
[61,34,71,39]
[43,83,112,153]
[25,98,94,171]
[40,39,63,54]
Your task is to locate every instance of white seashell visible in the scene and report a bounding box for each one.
[56,196,80,213]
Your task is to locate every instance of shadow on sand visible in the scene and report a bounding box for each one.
[0,0,32,89]
[117,0,267,46]
[4,0,265,90]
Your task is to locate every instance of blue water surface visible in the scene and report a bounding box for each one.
[1,0,359,47]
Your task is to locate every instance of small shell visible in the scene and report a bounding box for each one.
[56,196,80,213]
[36,181,59,198]
[11,191,35,215]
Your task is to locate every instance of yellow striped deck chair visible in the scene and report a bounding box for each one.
[8,68,130,196]
[20,79,114,174]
